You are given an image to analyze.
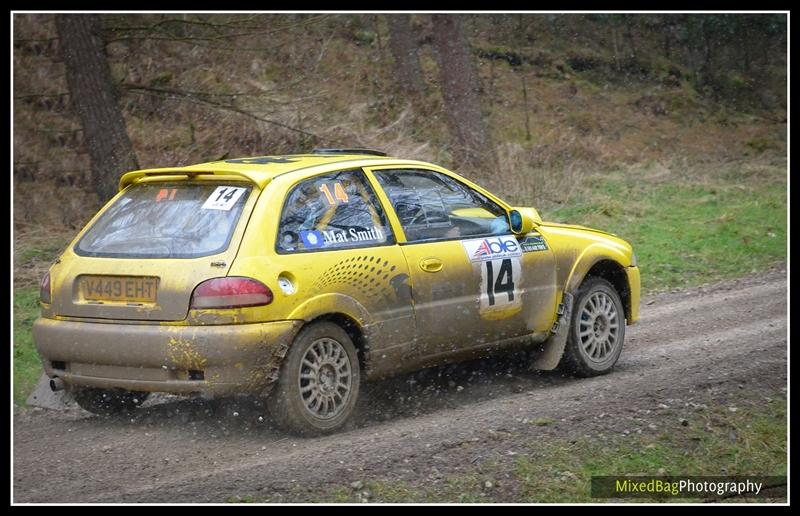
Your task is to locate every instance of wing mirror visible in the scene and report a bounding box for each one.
[509,208,540,235]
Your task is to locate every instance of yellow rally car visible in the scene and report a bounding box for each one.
[33,149,640,435]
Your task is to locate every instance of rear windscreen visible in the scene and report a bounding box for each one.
[75,182,253,258]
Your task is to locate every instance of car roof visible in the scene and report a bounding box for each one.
[118,153,439,190]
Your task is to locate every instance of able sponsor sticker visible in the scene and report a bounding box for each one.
[201,186,247,211]
[520,234,549,253]
[462,235,523,262]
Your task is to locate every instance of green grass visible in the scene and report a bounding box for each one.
[19,241,67,263]
[226,495,256,503]
[513,400,787,502]
[13,229,76,406]
[300,399,786,503]
[310,475,489,503]
[543,171,787,291]
[13,288,42,406]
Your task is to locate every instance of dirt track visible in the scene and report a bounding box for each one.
[13,267,788,503]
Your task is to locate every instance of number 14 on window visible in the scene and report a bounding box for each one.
[319,182,349,205]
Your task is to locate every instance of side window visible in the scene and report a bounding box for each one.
[373,169,510,242]
[277,170,395,253]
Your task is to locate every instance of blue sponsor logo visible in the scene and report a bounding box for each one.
[300,230,326,249]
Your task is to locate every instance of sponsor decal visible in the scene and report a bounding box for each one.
[155,188,177,202]
[520,234,549,253]
[300,230,326,249]
[320,226,386,245]
[462,236,523,262]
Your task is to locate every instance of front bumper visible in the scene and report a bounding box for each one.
[33,317,302,395]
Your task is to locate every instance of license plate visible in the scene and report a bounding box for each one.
[80,276,158,303]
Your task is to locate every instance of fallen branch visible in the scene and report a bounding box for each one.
[123,84,320,140]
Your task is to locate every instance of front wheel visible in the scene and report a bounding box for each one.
[559,277,626,377]
[266,322,361,436]
[72,387,149,416]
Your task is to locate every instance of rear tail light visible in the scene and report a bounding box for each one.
[40,272,51,304]
[190,277,273,309]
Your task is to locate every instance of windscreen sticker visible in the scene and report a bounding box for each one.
[155,188,177,202]
[300,230,326,249]
[521,234,549,253]
[201,186,247,211]
[462,236,523,262]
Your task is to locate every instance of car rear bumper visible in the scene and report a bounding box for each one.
[33,317,302,396]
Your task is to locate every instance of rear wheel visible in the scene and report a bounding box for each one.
[560,277,626,377]
[72,387,149,416]
[267,322,360,436]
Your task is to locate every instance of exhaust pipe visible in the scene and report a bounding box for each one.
[49,377,65,392]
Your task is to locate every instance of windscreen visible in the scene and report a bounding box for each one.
[75,182,253,258]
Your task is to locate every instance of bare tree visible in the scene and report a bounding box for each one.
[431,15,496,176]
[56,14,139,201]
[623,16,638,61]
[386,15,424,98]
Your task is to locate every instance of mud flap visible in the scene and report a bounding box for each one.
[25,373,71,410]
[532,293,574,371]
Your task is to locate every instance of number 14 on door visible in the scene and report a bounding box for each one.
[480,257,522,313]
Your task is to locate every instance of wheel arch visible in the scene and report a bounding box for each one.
[569,258,632,321]
[304,313,369,373]
[537,247,632,372]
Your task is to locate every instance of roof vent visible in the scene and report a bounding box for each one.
[312,148,387,157]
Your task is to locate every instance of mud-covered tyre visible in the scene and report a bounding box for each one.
[72,387,149,416]
[560,277,626,377]
[266,322,361,436]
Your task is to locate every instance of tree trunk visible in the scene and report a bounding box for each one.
[624,16,638,60]
[386,15,425,97]
[700,18,713,84]
[519,70,531,142]
[56,14,139,201]
[431,15,496,177]
[739,21,751,72]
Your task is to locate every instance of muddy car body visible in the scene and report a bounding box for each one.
[34,150,640,435]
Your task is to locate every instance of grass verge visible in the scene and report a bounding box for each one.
[14,288,42,407]
[541,163,787,292]
[13,228,75,407]
[512,399,787,502]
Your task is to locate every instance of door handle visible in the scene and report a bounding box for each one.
[419,257,444,273]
